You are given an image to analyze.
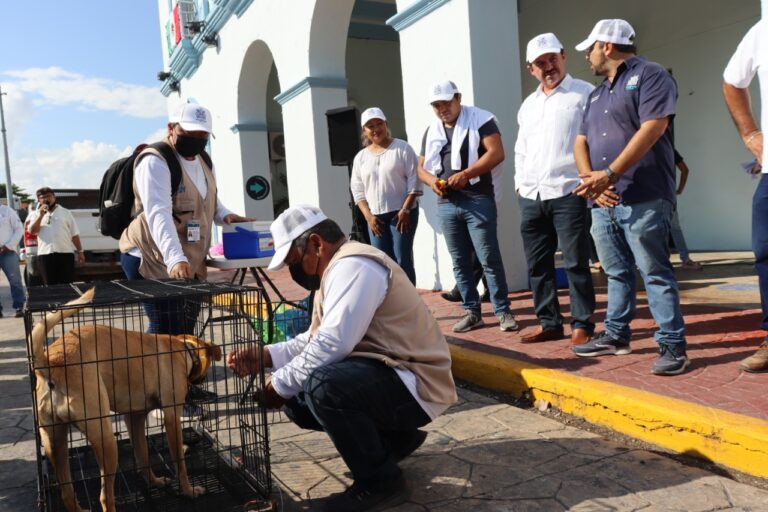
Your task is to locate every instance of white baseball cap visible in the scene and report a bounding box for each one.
[575,19,635,52]
[526,33,564,63]
[428,80,460,103]
[360,107,387,127]
[170,103,213,133]
[268,204,328,271]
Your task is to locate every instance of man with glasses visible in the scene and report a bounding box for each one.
[571,19,688,375]
[228,205,457,512]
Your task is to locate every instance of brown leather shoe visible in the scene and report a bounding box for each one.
[740,341,768,373]
[571,328,591,346]
[521,326,564,343]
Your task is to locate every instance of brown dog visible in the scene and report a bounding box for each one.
[30,288,222,512]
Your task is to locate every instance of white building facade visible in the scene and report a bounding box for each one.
[155,0,762,292]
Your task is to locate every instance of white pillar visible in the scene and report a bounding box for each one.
[391,0,527,292]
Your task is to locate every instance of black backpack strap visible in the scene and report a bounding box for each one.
[149,142,183,196]
[199,150,212,170]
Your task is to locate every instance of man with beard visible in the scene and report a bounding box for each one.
[515,32,596,345]
[27,187,84,285]
[571,19,688,375]
[227,204,457,512]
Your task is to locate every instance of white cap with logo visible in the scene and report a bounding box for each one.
[170,103,213,134]
[268,204,328,271]
[575,19,635,52]
[360,107,387,127]
[428,80,460,103]
[526,33,564,63]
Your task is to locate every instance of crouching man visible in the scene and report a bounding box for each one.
[227,205,457,512]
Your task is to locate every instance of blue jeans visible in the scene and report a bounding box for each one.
[438,195,509,316]
[752,174,768,329]
[590,199,686,347]
[368,208,419,285]
[669,209,690,262]
[282,357,430,486]
[0,251,24,310]
[519,193,595,332]
[120,253,199,334]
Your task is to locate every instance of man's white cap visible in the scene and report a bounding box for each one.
[360,107,387,127]
[268,204,328,271]
[575,19,635,52]
[170,103,213,133]
[526,33,564,63]
[428,80,460,103]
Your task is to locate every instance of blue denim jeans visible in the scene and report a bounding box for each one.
[120,253,199,334]
[368,208,419,285]
[669,209,690,262]
[282,357,430,486]
[590,199,686,347]
[519,193,595,332]
[438,195,509,316]
[752,174,768,329]
[0,251,25,310]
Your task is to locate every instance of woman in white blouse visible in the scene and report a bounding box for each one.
[350,107,422,284]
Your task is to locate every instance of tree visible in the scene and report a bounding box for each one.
[0,184,31,204]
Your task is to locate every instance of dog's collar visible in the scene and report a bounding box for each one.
[182,341,205,384]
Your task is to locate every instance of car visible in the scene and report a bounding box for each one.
[23,189,124,285]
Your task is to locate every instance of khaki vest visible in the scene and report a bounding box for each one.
[119,142,217,280]
[310,241,457,406]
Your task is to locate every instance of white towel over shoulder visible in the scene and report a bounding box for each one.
[423,105,496,185]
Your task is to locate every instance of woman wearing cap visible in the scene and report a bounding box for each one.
[350,107,422,284]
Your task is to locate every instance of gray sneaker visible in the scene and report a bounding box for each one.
[652,343,690,375]
[497,311,519,332]
[453,312,484,333]
[572,331,631,357]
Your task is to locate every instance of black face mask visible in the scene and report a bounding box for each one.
[289,246,321,291]
[175,134,208,158]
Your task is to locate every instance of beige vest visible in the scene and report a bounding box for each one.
[310,242,457,406]
[119,143,217,280]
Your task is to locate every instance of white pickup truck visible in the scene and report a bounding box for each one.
[23,189,123,285]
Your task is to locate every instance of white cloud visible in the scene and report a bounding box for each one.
[3,67,167,119]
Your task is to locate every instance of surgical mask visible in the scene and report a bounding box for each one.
[289,246,321,291]
[175,134,208,158]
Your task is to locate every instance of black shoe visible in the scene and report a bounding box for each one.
[440,288,462,302]
[387,429,428,463]
[187,385,217,403]
[319,475,408,512]
[0,310,3,318]
[14,309,23,318]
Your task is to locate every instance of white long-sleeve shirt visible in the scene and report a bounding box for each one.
[267,255,447,420]
[0,205,23,252]
[514,74,594,200]
[129,153,233,272]
[350,138,422,215]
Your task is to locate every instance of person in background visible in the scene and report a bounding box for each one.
[723,20,768,373]
[350,107,422,284]
[0,201,24,317]
[670,150,703,270]
[27,187,84,285]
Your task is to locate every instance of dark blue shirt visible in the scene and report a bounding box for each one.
[580,56,677,204]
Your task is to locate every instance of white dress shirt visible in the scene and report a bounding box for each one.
[0,205,23,252]
[27,206,79,255]
[129,153,233,272]
[350,138,422,215]
[724,20,768,167]
[267,254,447,420]
[514,74,594,200]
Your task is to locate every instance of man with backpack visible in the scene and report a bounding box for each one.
[119,103,252,334]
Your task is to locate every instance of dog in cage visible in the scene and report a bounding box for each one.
[30,287,223,512]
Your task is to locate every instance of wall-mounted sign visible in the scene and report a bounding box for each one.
[246,176,270,201]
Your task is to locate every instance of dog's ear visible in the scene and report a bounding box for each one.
[207,343,222,361]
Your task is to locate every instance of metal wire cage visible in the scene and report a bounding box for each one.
[24,279,271,512]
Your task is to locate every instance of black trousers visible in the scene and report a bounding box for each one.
[38,253,75,285]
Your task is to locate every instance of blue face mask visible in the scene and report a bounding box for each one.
[289,245,320,291]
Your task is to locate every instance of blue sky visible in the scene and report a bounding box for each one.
[0,1,168,195]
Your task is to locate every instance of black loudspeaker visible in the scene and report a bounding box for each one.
[325,106,361,166]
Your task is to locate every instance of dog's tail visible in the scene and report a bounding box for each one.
[30,287,96,369]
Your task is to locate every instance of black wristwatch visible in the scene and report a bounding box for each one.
[606,167,619,184]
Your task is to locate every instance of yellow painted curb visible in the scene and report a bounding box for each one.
[449,344,768,479]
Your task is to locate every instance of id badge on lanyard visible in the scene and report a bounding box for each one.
[187,220,201,242]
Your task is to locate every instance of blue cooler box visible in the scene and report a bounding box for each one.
[223,221,275,259]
